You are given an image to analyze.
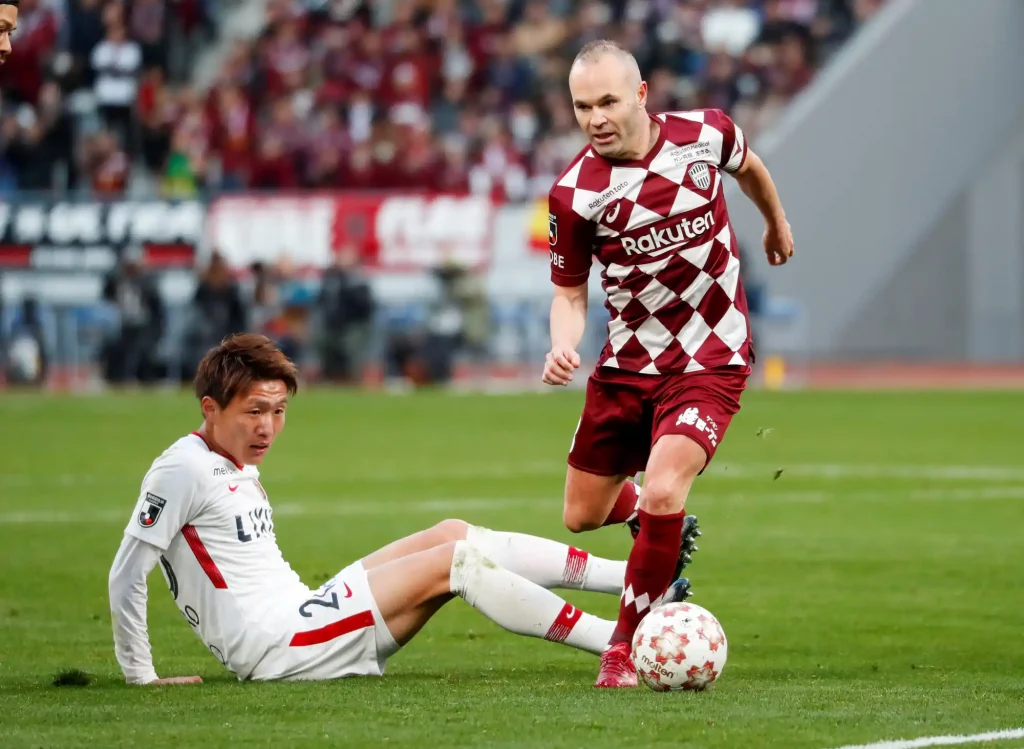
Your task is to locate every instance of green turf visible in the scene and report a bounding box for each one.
[1,388,1023,748]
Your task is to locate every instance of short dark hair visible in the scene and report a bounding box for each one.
[194,333,299,408]
[0,1,19,7]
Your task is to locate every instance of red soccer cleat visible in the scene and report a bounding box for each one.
[594,642,638,688]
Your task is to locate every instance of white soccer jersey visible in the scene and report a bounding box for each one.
[109,432,310,682]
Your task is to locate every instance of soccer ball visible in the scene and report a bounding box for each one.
[631,602,728,692]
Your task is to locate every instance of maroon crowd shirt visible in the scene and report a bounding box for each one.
[548,108,753,376]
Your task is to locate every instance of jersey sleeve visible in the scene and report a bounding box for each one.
[124,457,200,551]
[547,190,596,287]
[709,109,748,174]
[108,535,161,684]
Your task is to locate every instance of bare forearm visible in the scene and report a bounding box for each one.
[734,152,786,226]
[550,291,588,351]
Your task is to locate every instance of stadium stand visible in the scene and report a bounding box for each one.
[0,0,889,389]
[0,0,887,199]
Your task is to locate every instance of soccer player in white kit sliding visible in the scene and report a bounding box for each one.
[108,333,700,684]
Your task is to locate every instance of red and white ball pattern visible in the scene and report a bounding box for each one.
[631,602,728,692]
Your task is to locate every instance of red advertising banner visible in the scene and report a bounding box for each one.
[206,193,495,272]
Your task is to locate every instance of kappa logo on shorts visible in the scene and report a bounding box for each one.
[676,407,719,447]
[138,493,167,528]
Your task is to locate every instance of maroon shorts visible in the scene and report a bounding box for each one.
[567,366,748,477]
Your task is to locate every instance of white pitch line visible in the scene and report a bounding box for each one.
[709,463,1024,482]
[6,461,1024,490]
[3,485,1024,525]
[828,727,1024,749]
[0,498,550,525]
[0,460,569,489]
[0,508,127,524]
[855,486,1024,503]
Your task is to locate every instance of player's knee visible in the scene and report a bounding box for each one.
[448,539,493,595]
[432,518,469,544]
[637,478,686,515]
[437,540,462,586]
[563,504,601,533]
[640,439,706,514]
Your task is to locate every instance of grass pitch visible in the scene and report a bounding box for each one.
[1,387,1022,748]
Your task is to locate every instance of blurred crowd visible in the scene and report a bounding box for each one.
[0,0,216,195]
[4,245,487,388]
[0,0,889,200]
[0,0,888,389]
[90,247,380,385]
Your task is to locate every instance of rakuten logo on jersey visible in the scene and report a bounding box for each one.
[621,210,715,256]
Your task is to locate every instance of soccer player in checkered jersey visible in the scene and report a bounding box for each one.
[543,41,794,687]
[109,333,670,685]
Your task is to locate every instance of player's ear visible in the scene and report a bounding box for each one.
[200,395,220,421]
[637,80,647,108]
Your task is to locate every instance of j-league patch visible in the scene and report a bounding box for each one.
[139,493,167,528]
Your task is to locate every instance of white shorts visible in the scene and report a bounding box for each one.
[248,561,400,681]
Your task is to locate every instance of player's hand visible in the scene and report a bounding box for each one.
[542,347,581,386]
[763,219,794,266]
[149,675,203,685]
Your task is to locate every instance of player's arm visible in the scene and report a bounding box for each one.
[544,192,596,386]
[108,535,163,684]
[109,460,203,685]
[546,281,589,385]
[551,281,588,352]
[732,151,785,228]
[713,110,793,266]
[732,150,793,266]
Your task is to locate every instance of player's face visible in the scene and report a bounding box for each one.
[0,5,19,65]
[208,380,290,465]
[569,56,647,159]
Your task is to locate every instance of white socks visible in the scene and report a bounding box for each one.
[464,525,625,594]
[449,541,615,655]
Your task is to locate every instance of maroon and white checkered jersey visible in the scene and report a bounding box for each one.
[548,109,752,375]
